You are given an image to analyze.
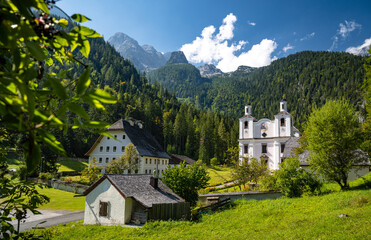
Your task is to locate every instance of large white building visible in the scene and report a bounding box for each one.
[238,99,300,170]
[85,119,170,175]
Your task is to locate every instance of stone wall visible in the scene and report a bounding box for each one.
[48,179,88,195]
[198,191,282,206]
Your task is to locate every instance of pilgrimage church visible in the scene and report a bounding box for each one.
[238,99,300,170]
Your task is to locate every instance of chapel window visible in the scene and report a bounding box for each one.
[113,146,116,152]
[106,146,110,152]
[99,201,109,217]
[244,121,248,129]
[244,145,248,154]
[281,118,285,127]
[262,144,267,154]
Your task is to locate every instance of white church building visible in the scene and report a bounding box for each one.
[239,99,300,170]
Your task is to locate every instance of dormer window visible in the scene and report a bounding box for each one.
[244,121,248,129]
[280,118,285,127]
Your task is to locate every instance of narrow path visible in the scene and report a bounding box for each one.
[10,210,84,232]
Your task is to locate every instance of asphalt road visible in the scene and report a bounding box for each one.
[10,210,84,232]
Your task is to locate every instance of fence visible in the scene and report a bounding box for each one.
[148,202,190,221]
[198,191,282,206]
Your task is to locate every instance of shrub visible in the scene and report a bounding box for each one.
[210,157,218,166]
[276,156,322,198]
[258,173,279,191]
[39,172,54,181]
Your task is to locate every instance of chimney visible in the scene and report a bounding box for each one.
[150,176,158,189]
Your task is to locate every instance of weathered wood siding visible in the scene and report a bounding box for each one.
[148,202,190,221]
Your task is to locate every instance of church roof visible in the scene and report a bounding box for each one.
[275,111,291,116]
[169,154,196,165]
[83,174,184,208]
[282,137,300,159]
[85,119,170,159]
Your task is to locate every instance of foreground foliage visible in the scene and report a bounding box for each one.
[33,189,371,239]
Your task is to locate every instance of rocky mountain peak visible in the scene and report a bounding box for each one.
[198,64,223,77]
[166,51,188,65]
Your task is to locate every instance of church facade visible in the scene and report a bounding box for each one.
[238,100,299,170]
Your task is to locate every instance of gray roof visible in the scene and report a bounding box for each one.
[282,137,300,159]
[86,119,170,159]
[169,154,196,165]
[83,174,184,208]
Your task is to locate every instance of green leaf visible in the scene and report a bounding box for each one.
[46,77,68,100]
[86,89,117,104]
[25,40,46,61]
[73,26,101,38]
[67,102,89,120]
[71,14,91,23]
[81,97,105,111]
[57,18,68,27]
[83,121,110,129]
[76,68,91,95]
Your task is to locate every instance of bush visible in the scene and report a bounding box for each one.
[258,173,279,191]
[276,156,322,198]
[210,157,218,166]
[39,172,55,181]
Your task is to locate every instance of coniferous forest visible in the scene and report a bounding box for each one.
[46,37,366,165]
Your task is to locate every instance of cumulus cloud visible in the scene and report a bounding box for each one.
[346,37,371,55]
[181,13,277,72]
[248,21,256,26]
[283,43,294,53]
[329,20,361,51]
[300,32,315,41]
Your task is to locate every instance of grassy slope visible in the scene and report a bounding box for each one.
[37,187,85,211]
[57,160,88,172]
[36,189,371,239]
[206,166,233,186]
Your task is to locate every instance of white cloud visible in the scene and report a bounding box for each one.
[248,21,256,26]
[300,32,315,41]
[329,20,361,51]
[338,20,361,38]
[283,43,294,53]
[346,37,371,55]
[180,13,277,72]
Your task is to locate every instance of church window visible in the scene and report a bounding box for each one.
[244,145,248,154]
[262,144,267,154]
[105,157,109,163]
[244,121,248,129]
[114,135,117,139]
[113,146,116,152]
[107,137,110,140]
[106,146,110,152]
[122,134,126,139]
[99,157,102,163]
[100,146,103,152]
[280,118,285,127]
[121,146,125,152]
[281,144,285,153]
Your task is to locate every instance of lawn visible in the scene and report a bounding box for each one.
[37,187,85,211]
[33,189,371,239]
[206,165,234,186]
[57,159,88,172]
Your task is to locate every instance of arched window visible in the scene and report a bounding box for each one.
[280,118,285,127]
[244,121,248,129]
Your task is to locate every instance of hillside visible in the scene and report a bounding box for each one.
[33,189,371,239]
[44,37,237,163]
[150,51,365,129]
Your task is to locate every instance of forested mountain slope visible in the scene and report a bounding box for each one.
[150,51,365,129]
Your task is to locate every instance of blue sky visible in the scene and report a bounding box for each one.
[56,0,371,72]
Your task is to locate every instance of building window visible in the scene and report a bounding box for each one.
[281,144,285,153]
[106,157,109,163]
[154,159,156,164]
[162,160,164,165]
[150,159,152,164]
[107,137,110,140]
[122,135,126,139]
[106,146,110,152]
[149,169,152,174]
[113,157,116,161]
[262,144,267,154]
[113,146,116,152]
[244,145,248,154]
[244,121,248,129]
[280,118,285,127]
[99,201,109,217]
[114,135,117,139]
[121,146,125,152]
[145,169,147,174]
[281,158,284,163]
[145,158,148,164]
[99,157,102,163]
[100,146,103,152]
[135,169,138,174]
